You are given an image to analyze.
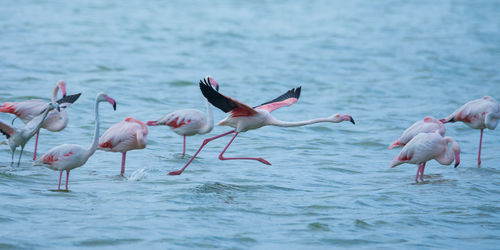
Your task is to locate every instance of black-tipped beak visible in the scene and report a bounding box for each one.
[56,106,61,112]
[350,117,355,125]
[113,102,117,111]
[454,162,459,168]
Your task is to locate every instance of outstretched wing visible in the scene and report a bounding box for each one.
[56,93,81,109]
[254,86,301,112]
[199,80,257,117]
[0,120,14,139]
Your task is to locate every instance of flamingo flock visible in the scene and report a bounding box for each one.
[0,78,499,190]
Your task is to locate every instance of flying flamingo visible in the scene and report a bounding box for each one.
[33,93,116,190]
[98,117,148,176]
[0,102,60,166]
[147,76,219,157]
[168,80,356,175]
[440,96,500,167]
[389,116,445,149]
[0,80,81,160]
[390,132,460,182]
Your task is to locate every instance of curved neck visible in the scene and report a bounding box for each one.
[199,98,214,134]
[86,100,101,158]
[46,110,69,131]
[485,112,500,130]
[26,106,53,139]
[268,117,332,127]
[51,85,60,102]
[436,137,460,165]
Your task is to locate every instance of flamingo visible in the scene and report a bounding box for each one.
[0,102,61,166]
[390,132,460,182]
[440,96,500,167]
[33,93,117,190]
[98,117,148,176]
[168,79,356,175]
[0,80,81,160]
[389,116,445,149]
[147,76,219,157]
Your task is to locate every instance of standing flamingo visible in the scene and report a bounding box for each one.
[147,76,219,157]
[168,80,356,175]
[389,116,445,149]
[0,102,60,166]
[390,132,460,182]
[98,117,148,176]
[440,96,500,167]
[33,93,116,190]
[0,80,81,160]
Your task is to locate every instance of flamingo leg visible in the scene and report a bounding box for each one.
[415,164,422,183]
[121,152,126,176]
[11,148,15,164]
[420,162,426,181]
[478,129,483,168]
[218,132,271,165]
[168,130,235,175]
[33,130,40,160]
[58,171,63,190]
[65,170,70,190]
[17,146,24,167]
[182,135,186,157]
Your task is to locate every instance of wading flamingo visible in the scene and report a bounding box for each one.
[390,132,460,182]
[168,80,356,175]
[0,102,61,166]
[0,80,81,160]
[33,93,116,190]
[440,96,500,167]
[389,116,445,149]
[147,76,219,157]
[98,117,148,176]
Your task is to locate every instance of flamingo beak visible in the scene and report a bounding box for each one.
[342,115,355,124]
[349,117,355,124]
[439,118,449,124]
[147,121,158,126]
[454,150,460,168]
[105,96,117,110]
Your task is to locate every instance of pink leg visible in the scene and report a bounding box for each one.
[420,162,426,181]
[58,171,63,190]
[218,132,271,165]
[182,135,186,157]
[415,164,422,183]
[65,171,70,190]
[33,130,40,160]
[478,129,483,168]
[168,130,236,175]
[121,152,126,176]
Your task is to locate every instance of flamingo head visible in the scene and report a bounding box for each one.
[46,102,61,113]
[57,80,67,97]
[97,92,117,110]
[204,75,219,91]
[330,114,355,124]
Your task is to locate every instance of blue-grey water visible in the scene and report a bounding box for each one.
[1,0,500,249]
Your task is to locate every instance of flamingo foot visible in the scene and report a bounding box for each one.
[257,158,272,165]
[168,170,183,176]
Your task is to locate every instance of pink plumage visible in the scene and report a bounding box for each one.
[389,116,445,149]
[390,132,460,182]
[440,96,500,167]
[98,117,148,175]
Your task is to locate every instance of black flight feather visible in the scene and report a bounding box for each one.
[254,86,301,108]
[200,80,238,113]
[0,128,10,139]
[57,93,81,106]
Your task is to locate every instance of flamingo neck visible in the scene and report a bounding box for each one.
[87,99,101,158]
[200,98,214,134]
[46,110,69,131]
[26,105,54,139]
[268,116,333,127]
[51,84,60,102]
[485,112,500,130]
[436,136,460,166]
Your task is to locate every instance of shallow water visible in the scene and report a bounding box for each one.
[1,0,500,249]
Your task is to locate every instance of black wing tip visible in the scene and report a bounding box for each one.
[0,129,10,139]
[56,93,81,105]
